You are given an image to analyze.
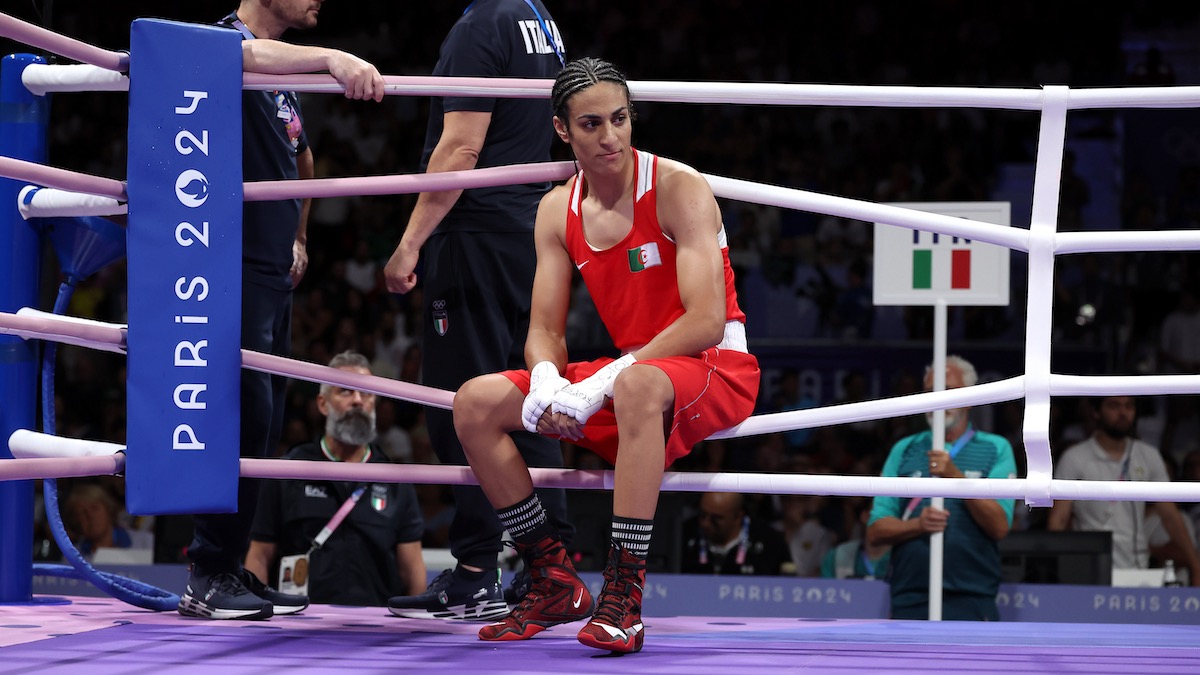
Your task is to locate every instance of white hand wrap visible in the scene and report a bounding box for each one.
[522,361,569,433]
[550,353,636,426]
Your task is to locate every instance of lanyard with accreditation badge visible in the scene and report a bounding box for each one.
[278,439,371,595]
[901,426,975,521]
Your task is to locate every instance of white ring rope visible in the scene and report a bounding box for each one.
[7,11,1200,508]
[9,429,120,458]
[1021,86,1070,507]
[20,63,129,96]
[16,56,1200,111]
[18,185,126,219]
[241,73,1200,110]
[0,310,1045,427]
[7,307,1200,439]
[10,429,1200,503]
[11,154,1200,258]
[6,308,127,354]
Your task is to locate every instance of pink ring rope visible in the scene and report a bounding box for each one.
[0,156,126,201]
[240,350,453,410]
[244,160,575,202]
[0,13,128,71]
[0,159,574,211]
[0,456,124,482]
[243,73,553,99]
[0,311,454,410]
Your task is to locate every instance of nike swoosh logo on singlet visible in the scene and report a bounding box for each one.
[576,260,590,270]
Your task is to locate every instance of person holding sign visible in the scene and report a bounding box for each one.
[866,355,1016,620]
[245,351,426,606]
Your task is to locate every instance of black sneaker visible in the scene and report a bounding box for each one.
[388,568,508,621]
[503,567,531,605]
[178,569,273,620]
[240,569,308,615]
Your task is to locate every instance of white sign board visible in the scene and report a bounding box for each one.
[873,201,1011,306]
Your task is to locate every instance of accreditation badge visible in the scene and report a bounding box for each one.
[279,553,310,596]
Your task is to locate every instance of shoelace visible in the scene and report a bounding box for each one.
[509,587,544,620]
[240,570,265,591]
[508,565,559,619]
[509,568,531,598]
[425,568,455,592]
[593,595,632,626]
[593,558,643,626]
[502,540,532,598]
[209,571,249,596]
[507,541,565,620]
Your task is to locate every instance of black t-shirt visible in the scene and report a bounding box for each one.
[423,0,565,233]
[216,13,310,290]
[249,441,424,606]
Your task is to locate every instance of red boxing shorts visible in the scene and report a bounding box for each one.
[502,347,760,468]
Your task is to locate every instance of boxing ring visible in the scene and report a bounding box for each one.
[4,11,1200,673]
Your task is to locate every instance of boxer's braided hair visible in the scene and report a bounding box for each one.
[551,57,636,127]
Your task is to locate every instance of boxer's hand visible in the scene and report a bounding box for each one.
[549,354,635,426]
[522,361,569,433]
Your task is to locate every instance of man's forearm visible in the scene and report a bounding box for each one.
[242,39,335,74]
[1156,502,1200,575]
[398,140,480,252]
[866,517,923,547]
[297,149,314,242]
[397,193,460,257]
[963,498,1011,540]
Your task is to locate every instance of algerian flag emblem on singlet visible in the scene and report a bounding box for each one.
[627,242,662,272]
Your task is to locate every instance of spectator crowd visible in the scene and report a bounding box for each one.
[10,2,1200,587]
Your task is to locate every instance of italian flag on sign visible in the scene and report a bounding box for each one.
[912,248,971,290]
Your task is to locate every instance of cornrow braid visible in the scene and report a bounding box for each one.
[551,57,635,126]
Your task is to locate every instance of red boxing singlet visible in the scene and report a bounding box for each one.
[563,149,746,353]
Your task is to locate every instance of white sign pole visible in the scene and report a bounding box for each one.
[872,201,1011,623]
[929,299,948,622]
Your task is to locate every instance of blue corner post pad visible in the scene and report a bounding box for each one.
[125,19,243,515]
[0,53,48,603]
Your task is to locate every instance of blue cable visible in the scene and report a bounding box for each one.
[34,278,180,612]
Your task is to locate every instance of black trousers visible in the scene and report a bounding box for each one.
[422,230,573,570]
[187,280,291,574]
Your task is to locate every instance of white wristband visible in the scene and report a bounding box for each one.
[523,361,569,434]
[529,360,559,391]
[597,353,636,397]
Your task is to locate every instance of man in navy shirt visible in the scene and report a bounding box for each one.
[384,0,573,621]
[177,0,385,621]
